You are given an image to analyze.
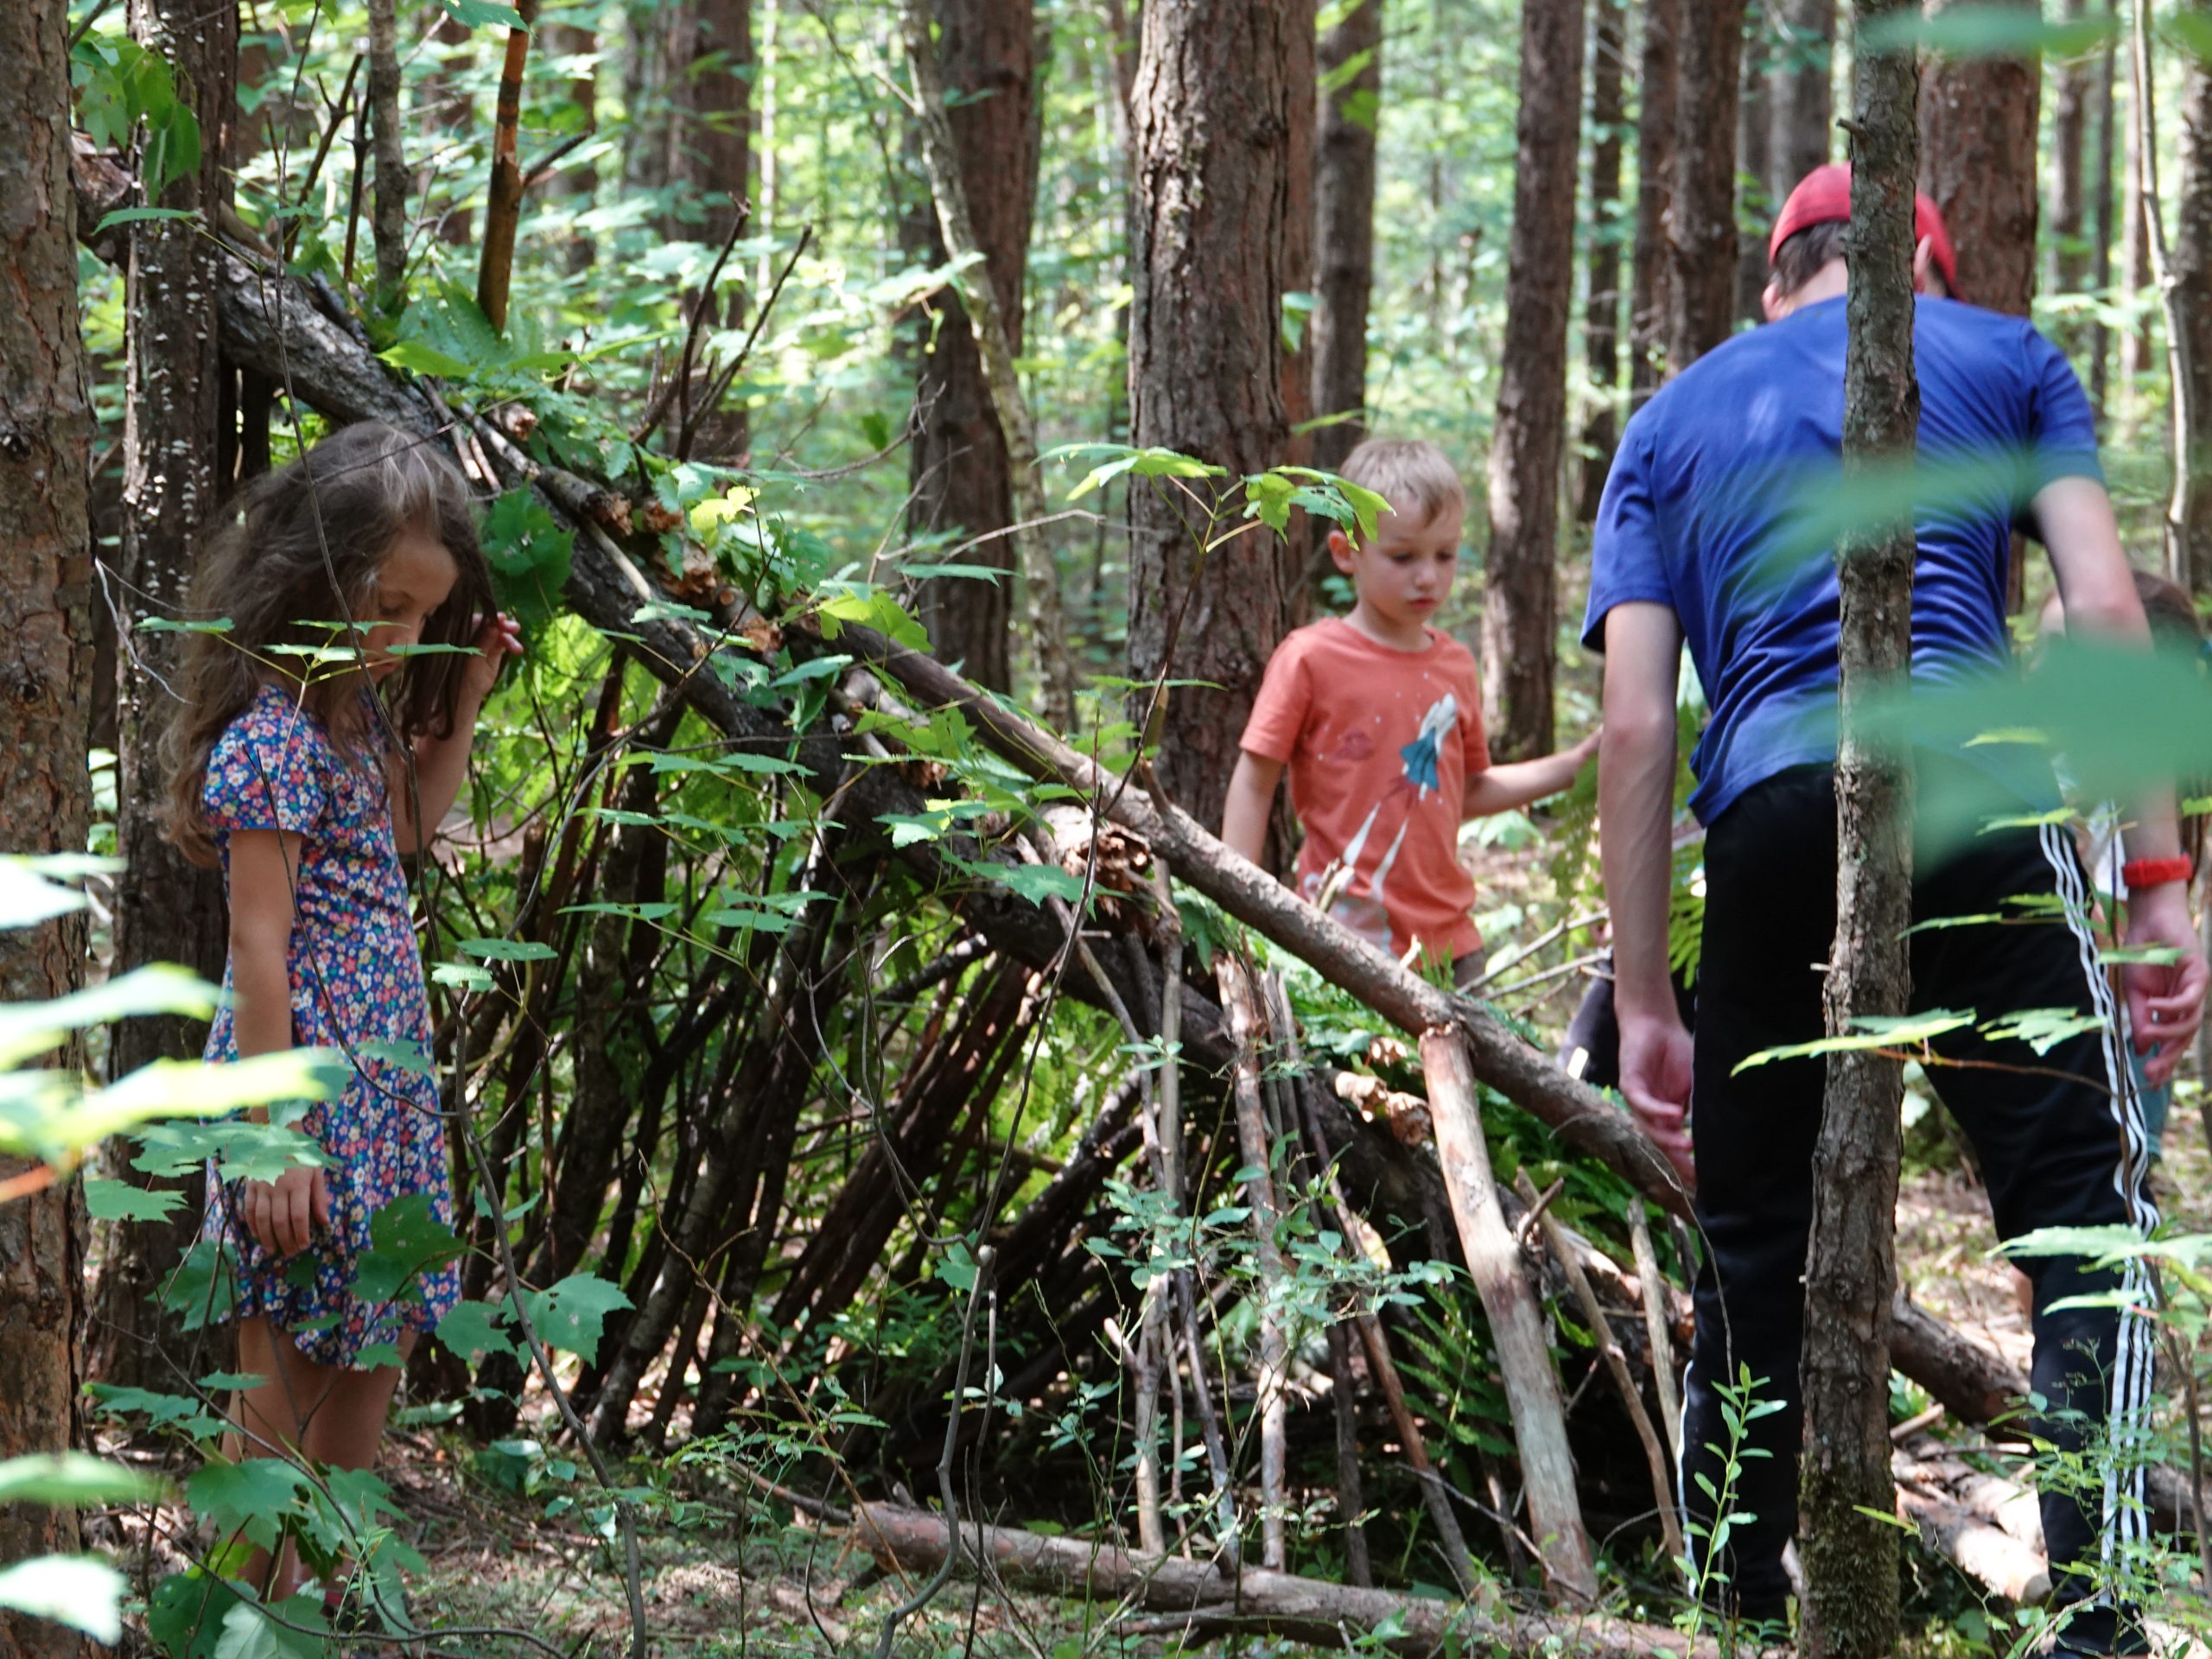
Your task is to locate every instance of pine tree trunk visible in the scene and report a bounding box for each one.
[1735,15,1773,323]
[909,0,1037,694]
[2088,0,2117,418]
[1798,3,1916,1651]
[1664,0,1741,371]
[1917,0,2040,316]
[1629,0,1681,398]
[2120,28,2156,410]
[1480,0,1585,762]
[0,3,97,1650]
[2164,7,2212,592]
[1127,0,1311,832]
[2049,0,2090,358]
[1770,0,1834,198]
[91,0,234,1393]
[1577,0,1625,520]
[1312,0,1380,477]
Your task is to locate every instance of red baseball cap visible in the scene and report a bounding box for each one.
[1767,162,1961,297]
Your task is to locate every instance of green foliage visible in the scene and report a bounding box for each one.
[72,29,202,203]
[480,489,576,638]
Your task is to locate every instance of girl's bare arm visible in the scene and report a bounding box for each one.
[226,830,329,1257]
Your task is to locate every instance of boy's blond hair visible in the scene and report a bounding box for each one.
[1337,438,1465,539]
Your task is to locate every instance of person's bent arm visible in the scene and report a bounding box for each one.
[1598,603,1696,1181]
[1221,751,1285,869]
[1462,729,1601,818]
[2035,474,2207,1083]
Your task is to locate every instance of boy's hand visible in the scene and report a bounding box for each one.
[1618,1009,1695,1187]
[2122,882,2206,1088]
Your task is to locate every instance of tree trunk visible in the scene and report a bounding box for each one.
[1735,13,1773,323]
[1577,0,1626,520]
[1480,0,1586,761]
[2088,0,2117,418]
[1770,0,1835,199]
[1630,0,1681,398]
[1665,0,1742,371]
[2120,19,2156,416]
[90,0,234,1393]
[1312,0,1382,476]
[0,2,96,1651]
[541,19,599,273]
[365,0,409,307]
[662,0,751,460]
[1798,4,1917,1651]
[1917,0,2039,316]
[2161,5,2212,592]
[908,0,1038,696]
[1127,0,1311,833]
[2049,0,2090,357]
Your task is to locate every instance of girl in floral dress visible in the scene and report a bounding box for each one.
[164,423,520,1604]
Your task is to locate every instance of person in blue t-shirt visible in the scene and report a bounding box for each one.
[1586,164,2206,1654]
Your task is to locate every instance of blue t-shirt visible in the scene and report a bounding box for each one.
[1583,296,2102,823]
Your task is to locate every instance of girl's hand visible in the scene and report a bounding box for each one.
[243,1164,330,1259]
[461,612,524,706]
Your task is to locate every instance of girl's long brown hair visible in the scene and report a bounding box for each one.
[162,422,495,866]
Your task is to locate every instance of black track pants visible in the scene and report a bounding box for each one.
[1682,761,2157,1639]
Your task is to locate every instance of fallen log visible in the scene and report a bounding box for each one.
[1894,1438,2050,1605]
[848,1503,1717,1658]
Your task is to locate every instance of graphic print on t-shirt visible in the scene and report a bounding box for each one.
[1325,691,1459,941]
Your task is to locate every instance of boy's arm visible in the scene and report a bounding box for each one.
[1597,602,1695,1181]
[1461,728,1601,818]
[1221,751,1285,868]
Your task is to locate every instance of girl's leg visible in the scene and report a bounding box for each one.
[225,1317,338,1599]
[297,1329,416,1472]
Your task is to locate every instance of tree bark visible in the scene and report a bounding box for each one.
[1630,0,1681,399]
[663,0,750,249]
[1127,0,1311,832]
[1798,7,1917,1652]
[1312,0,1382,477]
[2120,9,2156,413]
[1664,0,1743,370]
[1577,0,1626,520]
[365,0,409,307]
[907,0,1038,696]
[1770,0,1835,199]
[0,3,95,1651]
[1481,0,1585,762]
[2088,0,2117,418]
[2049,0,2091,356]
[1916,0,2040,316]
[476,1,542,334]
[2158,2,2212,592]
[1735,12,1773,323]
[91,0,235,1395]
[899,0,1077,727]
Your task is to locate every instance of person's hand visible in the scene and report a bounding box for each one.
[1618,1008,1696,1187]
[461,612,524,707]
[2121,881,2206,1089]
[1571,726,1604,768]
[242,1164,330,1259]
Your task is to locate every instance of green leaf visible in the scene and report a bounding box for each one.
[0,963,216,1069]
[379,341,475,378]
[148,1571,246,1659]
[93,206,199,232]
[355,1039,435,1078]
[188,1459,309,1552]
[0,1452,161,1507]
[349,1194,465,1306]
[817,586,931,652]
[0,1555,129,1643]
[1976,1007,2107,1057]
[431,962,496,992]
[82,1178,186,1223]
[1864,3,2116,58]
[435,0,528,27]
[459,938,558,963]
[212,1593,329,1659]
[1733,1010,1975,1072]
[480,490,575,635]
[520,1273,632,1364]
[435,1300,518,1364]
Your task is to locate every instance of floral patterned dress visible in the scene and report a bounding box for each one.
[200,681,461,1369]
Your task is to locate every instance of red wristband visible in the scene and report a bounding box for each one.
[2120,855,2194,889]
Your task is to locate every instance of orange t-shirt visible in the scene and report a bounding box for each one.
[1240,618,1492,963]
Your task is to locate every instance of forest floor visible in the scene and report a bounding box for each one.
[361,1084,2212,1658]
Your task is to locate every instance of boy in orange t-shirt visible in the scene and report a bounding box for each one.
[1221,439,1599,980]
